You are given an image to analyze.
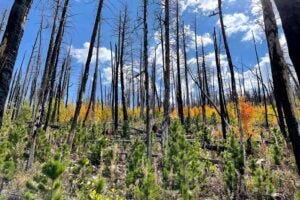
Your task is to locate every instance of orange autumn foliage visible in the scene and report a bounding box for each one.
[240,99,255,137]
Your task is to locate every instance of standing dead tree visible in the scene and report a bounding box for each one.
[18,30,38,108]
[262,0,300,175]
[194,19,204,121]
[213,28,227,140]
[252,32,269,129]
[151,48,157,118]
[26,0,70,170]
[218,0,245,196]
[218,0,244,150]
[0,0,33,127]
[143,0,151,159]
[68,0,104,147]
[175,0,184,125]
[162,0,171,147]
[182,24,191,128]
[83,25,101,127]
[120,8,128,131]
[274,0,300,81]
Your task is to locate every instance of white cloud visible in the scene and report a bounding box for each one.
[219,13,250,36]
[179,0,218,13]
[70,42,112,64]
[183,25,213,49]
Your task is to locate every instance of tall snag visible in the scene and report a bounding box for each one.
[68,0,104,147]
[201,41,207,124]
[252,32,269,129]
[27,0,69,171]
[143,0,151,159]
[194,19,204,121]
[274,0,300,81]
[162,0,171,147]
[262,0,300,174]
[120,8,128,130]
[213,28,227,140]
[175,0,184,125]
[83,24,101,127]
[0,0,33,127]
[218,0,244,152]
[182,24,191,128]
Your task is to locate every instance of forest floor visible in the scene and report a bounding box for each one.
[0,104,300,199]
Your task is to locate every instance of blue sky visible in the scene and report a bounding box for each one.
[0,0,289,102]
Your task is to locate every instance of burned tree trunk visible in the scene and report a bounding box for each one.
[274,0,300,81]
[175,0,184,125]
[18,23,42,114]
[110,42,115,124]
[68,0,104,147]
[218,0,244,163]
[252,32,269,129]
[143,0,151,159]
[11,62,23,120]
[262,0,300,174]
[151,48,157,118]
[83,29,101,127]
[0,0,33,127]
[26,0,69,171]
[44,24,65,131]
[162,0,171,146]
[114,20,121,131]
[201,41,207,124]
[194,20,204,121]
[120,8,128,127]
[131,45,135,110]
[182,25,191,128]
[213,28,227,139]
[54,47,71,123]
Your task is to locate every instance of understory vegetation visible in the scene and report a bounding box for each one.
[0,103,299,199]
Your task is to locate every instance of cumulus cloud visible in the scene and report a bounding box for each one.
[183,25,213,49]
[179,0,218,13]
[218,13,250,36]
[70,42,112,64]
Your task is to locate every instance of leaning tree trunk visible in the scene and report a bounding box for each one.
[274,0,300,81]
[252,32,269,129]
[17,24,39,111]
[26,0,69,171]
[0,0,33,127]
[82,20,101,127]
[194,19,204,120]
[68,0,104,147]
[218,0,244,162]
[44,25,64,131]
[218,0,245,196]
[213,28,227,140]
[262,0,300,175]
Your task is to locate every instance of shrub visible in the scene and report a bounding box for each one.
[126,140,161,199]
[163,121,207,199]
[252,166,275,199]
[42,160,65,181]
[223,134,244,195]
